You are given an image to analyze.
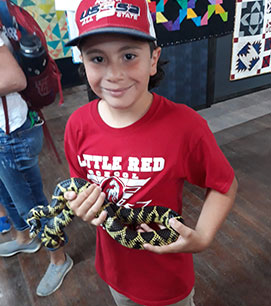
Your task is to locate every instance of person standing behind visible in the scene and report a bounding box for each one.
[0,26,73,296]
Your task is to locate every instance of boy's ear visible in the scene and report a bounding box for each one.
[150,47,161,76]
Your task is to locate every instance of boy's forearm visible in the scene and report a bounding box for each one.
[195,176,238,250]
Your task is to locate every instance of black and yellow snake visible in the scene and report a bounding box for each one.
[26,178,184,250]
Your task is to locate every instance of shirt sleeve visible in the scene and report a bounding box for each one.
[64,115,85,178]
[184,123,234,194]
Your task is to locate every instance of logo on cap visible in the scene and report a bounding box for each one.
[80,0,141,26]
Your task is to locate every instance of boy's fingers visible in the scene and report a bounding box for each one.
[137,223,153,232]
[143,243,163,253]
[68,184,98,211]
[143,220,192,254]
[84,185,102,205]
[143,242,178,254]
[169,218,191,238]
[91,210,108,226]
[75,190,104,219]
[64,191,77,201]
[83,192,106,221]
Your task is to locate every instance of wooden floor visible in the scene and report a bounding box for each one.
[0,86,270,306]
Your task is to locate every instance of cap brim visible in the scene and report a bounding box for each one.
[65,27,156,47]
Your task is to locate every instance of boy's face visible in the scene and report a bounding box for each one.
[81,34,161,112]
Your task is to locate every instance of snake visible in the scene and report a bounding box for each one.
[26,177,184,250]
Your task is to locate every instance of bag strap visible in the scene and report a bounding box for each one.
[1,96,10,134]
[48,57,64,105]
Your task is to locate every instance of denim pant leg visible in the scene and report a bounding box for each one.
[0,118,48,231]
[0,180,27,229]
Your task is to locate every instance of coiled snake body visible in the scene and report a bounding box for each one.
[27,178,184,250]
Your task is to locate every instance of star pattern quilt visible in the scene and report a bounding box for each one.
[230,0,271,80]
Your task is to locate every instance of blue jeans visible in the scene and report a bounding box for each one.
[0,117,48,231]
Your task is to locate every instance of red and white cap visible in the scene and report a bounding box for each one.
[65,0,156,46]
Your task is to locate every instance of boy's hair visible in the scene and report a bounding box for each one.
[148,41,167,90]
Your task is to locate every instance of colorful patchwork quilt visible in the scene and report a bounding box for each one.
[230,0,271,80]
[12,1,235,59]
[12,0,71,59]
[149,0,235,46]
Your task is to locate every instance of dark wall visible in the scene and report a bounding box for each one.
[153,39,208,109]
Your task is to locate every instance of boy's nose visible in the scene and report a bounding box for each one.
[105,63,123,82]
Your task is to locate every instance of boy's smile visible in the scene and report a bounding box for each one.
[102,84,134,97]
[81,34,161,127]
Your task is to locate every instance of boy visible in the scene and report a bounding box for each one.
[64,0,238,305]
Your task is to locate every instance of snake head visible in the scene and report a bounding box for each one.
[28,219,41,238]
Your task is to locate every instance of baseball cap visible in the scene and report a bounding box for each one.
[65,0,156,47]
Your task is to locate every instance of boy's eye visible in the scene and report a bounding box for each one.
[92,56,104,63]
[124,53,136,61]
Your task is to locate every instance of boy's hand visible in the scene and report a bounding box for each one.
[64,184,107,226]
[143,178,238,254]
[143,218,207,254]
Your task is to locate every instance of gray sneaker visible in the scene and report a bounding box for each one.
[0,238,41,257]
[36,253,73,297]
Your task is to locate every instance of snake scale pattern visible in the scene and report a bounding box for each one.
[26,178,184,250]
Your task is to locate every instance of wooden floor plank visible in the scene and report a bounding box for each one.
[0,255,32,305]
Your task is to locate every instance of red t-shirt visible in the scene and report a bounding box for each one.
[64,93,234,305]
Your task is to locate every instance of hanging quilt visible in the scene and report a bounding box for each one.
[230,0,271,80]
[149,0,235,46]
[11,0,71,60]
